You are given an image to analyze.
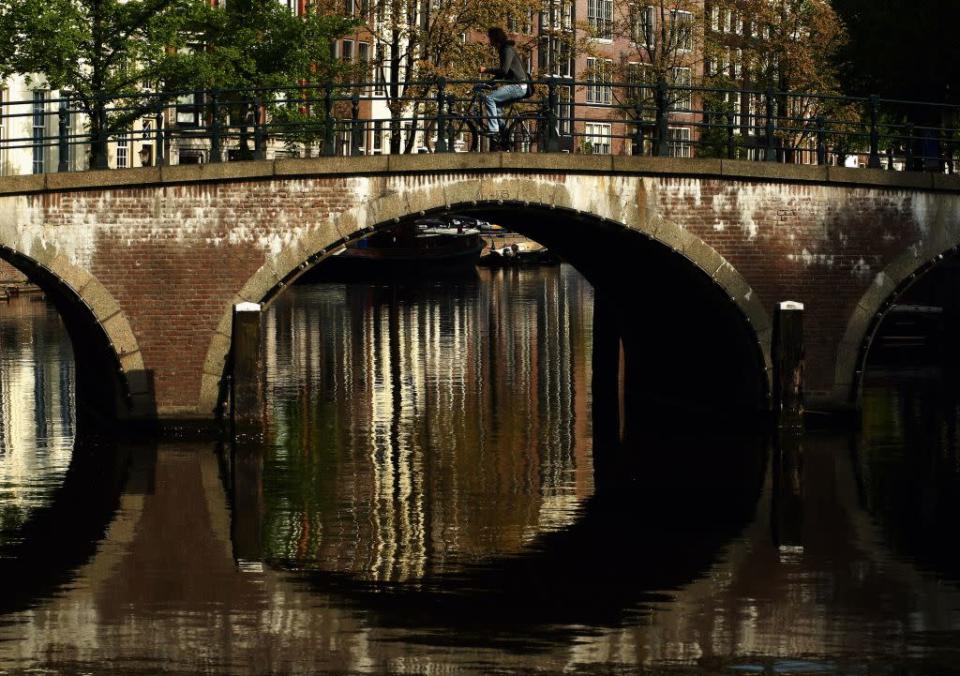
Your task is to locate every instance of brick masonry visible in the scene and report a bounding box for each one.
[0,154,956,423]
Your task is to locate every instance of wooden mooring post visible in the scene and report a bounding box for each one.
[231,302,264,439]
[773,301,804,430]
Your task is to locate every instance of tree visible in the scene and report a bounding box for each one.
[0,0,214,168]
[832,0,960,103]
[703,0,847,161]
[358,0,542,153]
[0,0,355,167]
[611,0,703,155]
[193,0,356,156]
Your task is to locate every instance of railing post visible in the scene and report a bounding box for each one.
[726,109,736,160]
[764,87,777,162]
[446,93,457,151]
[58,96,70,172]
[905,123,914,171]
[351,90,363,156]
[815,116,826,166]
[209,89,222,163]
[654,78,669,157]
[252,96,266,161]
[323,85,335,156]
[545,79,560,153]
[435,78,448,153]
[867,94,882,169]
[632,104,644,156]
[154,103,165,166]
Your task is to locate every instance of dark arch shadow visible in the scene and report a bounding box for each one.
[0,437,150,615]
[474,206,770,427]
[273,204,770,427]
[269,432,768,651]
[856,249,960,580]
[0,250,138,431]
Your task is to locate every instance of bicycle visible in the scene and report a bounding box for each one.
[445,82,545,152]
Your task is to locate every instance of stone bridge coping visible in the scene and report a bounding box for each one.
[3,154,960,196]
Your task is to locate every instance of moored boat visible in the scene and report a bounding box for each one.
[299,220,484,282]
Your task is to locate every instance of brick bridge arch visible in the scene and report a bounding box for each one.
[838,235,960,405]
[202,176,773,416]
[0,242,147,425]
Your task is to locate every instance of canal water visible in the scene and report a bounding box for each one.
[0,266,959,674]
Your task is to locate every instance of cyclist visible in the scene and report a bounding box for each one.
[478,27,530,147]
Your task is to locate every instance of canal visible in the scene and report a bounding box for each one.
[0,265,959,674]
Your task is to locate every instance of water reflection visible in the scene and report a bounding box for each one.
[0,296,74,543]
[260,268,595,580]
[860,369,960,582]
[0,270,959,672]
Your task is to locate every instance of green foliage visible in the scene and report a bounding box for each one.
[196,0,356,93]
[0,0,356,163]
[0,0,212,122]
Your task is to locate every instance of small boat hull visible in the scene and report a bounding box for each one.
[300,232,484,282]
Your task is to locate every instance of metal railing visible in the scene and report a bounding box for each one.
[4,79,960,174]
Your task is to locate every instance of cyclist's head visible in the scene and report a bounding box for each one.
[487,26,508,47]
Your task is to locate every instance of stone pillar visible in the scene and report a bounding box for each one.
[230,302,264,438]
[773,301,804,430]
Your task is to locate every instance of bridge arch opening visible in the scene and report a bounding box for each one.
[223,196,770,430]
[229,200,770,577]
[0,247,147,430]
[844,244,960,409]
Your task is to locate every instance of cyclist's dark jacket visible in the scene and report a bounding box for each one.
[487,41,528,83]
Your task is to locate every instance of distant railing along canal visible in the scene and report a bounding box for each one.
[7,79,960,173]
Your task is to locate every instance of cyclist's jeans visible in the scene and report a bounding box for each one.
[483,84,528,134]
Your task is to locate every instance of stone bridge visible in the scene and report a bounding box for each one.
[2,153,958,431]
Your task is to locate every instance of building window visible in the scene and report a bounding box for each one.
[358,41,371,94]
[586,57,612,104]
[671,66,691,110]
[538,34,572,77]
[374,44,386,95]
[32,90,46,175]
[627,62,655,114]
[584,122,612,154]
[116,131,128,168]
[540,0,572,31]
[710,5,720,31]
[587,0,613,39]
[508,9,533,33]
[672,10,693,51]
[341,39,354,62]
[344,0,354,14]
[668,126,691,157]
[633,4,656,47]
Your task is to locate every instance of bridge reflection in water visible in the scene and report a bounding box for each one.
[0,269,960,672]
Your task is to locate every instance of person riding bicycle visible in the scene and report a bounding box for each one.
[478,27,530,146]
